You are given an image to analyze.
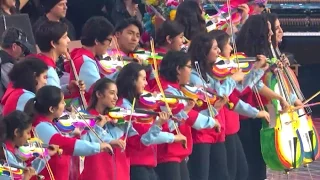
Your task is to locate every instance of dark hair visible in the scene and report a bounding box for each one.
[264,13,278,49]
[35,21,68,52]
[114,18,143,34]
[160,51,191,82]
[175,1,206,40]
[88,78,116,112]
[188,32,216,81]
[236,15,272,57]
[81,16,115,46]
[156,20,185,46]
[209,30,230,52]
[0,110,33,143]
[116,63,145,103]
[9,57,48,93]
[24,86,63,118]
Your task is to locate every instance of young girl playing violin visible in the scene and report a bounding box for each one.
[211,30,273,180]
[187,31,270,180]
[116,63,187,180]
[153,51,219,180]
[23,85,113,180]
[80,75,177,180]
[1,57,48,116]
[0,110,58,180]
[235,14,292,180]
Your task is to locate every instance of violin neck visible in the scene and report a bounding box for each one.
[134,108,159,116]
[165,94,193,101]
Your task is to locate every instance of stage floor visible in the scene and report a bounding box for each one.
[267,120,320,180]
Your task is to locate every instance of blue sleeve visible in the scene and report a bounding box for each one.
[140,123,175,146]
[46,67,61,88]
[3,149,26,171]
[16,91,35,111]
[81,125,114,143]
[191,114,216,130]
[213,77,237,96]
[234,99,259,118]
[35,122,101,156]
[236,69,265,92]
[73,139,101,156]
[79,58,100,92]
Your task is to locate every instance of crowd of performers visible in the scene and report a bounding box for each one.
[1,0,319,180]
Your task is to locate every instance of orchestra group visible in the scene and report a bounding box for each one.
[0,0,318,180]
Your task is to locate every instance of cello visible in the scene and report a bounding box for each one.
[275,47,320,164]
[260,46,304,171]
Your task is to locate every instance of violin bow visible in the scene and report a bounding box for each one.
[70,105,114,155]
[31,129,55,180]
[150,38,187,148]
[123,97,137,151]
[67,54,88,110]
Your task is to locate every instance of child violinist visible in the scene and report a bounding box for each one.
[23,85,113,180]
[152,51,220,180]
[187,31,270,180]
[80,76,176,180]
[1,57,48,116]
[115,63,187,180]
[0,110,58,180]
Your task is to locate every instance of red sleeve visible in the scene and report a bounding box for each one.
[49,134,77,156]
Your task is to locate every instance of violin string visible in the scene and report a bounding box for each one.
[226,0,239,70]
[71,106,104,143]
[194,61,216,118]
[149,38,182,136]
[123,98,136,146]
[31,128,55,180]
[2,146,14,180]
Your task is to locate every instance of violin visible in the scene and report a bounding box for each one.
[131,50,164,65]
[15,138,49,162]
[212,52,276,80]
[205,1,255,31]
[107,107,159,124]
[139,91,192,110]
[0,160,45,180]
[181,84,218,107]
[55,112,96,133]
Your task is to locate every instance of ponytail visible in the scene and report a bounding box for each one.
[24,86,63,117]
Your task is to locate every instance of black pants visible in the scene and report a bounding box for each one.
[130,166,157,180]
[188,143,229,180]
[238,118,267,180]
[155,160,190,180]
[225,133,248,180]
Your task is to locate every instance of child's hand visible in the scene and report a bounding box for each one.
[155,112,171,127]
[110,139,126,150]
[23,167,36,180]
[184,100,196,113]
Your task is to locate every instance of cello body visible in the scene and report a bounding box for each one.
[260,71,304,171]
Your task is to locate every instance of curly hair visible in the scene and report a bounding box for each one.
[236,15,272,58]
